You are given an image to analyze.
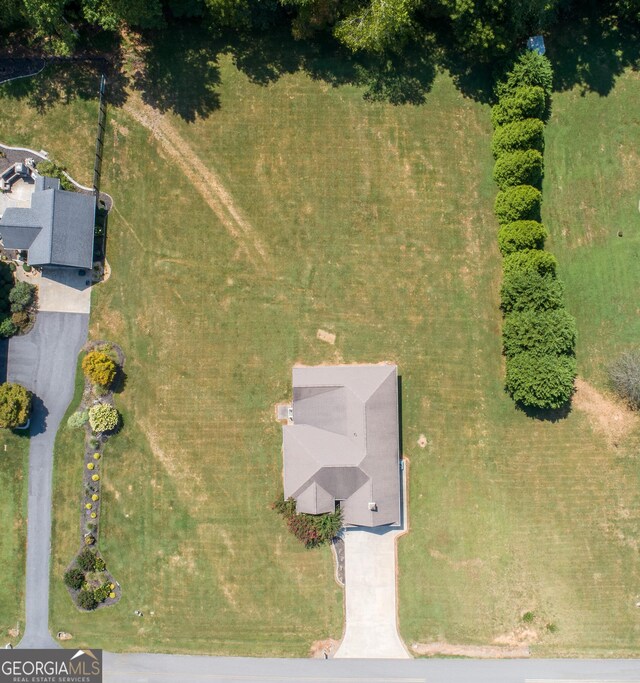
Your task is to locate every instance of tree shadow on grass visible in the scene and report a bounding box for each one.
[547,5,640,96]
[132,23,437,121]
[515,398,573,423]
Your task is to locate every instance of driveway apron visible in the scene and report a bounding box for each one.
[10,312,89,648]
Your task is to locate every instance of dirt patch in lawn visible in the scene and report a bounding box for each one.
[572,377,637,445]
[411,641,530,658]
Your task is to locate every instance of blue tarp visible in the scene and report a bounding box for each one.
[527,35,546,55]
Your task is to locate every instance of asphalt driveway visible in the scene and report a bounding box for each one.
[9,312,89,648]
[335,527,409,659]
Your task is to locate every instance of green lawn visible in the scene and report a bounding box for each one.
[0,57,638,656]
[0,430,29,647]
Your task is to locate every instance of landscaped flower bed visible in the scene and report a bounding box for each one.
[63,340,126,611]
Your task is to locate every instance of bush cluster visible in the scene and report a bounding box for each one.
[607,349,640,408]
[273,496,342,549]
[0,382,32,429]
[498,220,548,255]
[0,263,32,337]
[492,52,576,410]
[82,351,117,387]
[77,548,97,572]
[64,568,84,591]
[491,86,546,127]
[493,149,543,190]
[88,403,119,433]
[492,119,545,157]
[36,160,76,192]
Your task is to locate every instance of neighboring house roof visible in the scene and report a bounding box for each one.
[0,175,95,268]
[282,364,401,527]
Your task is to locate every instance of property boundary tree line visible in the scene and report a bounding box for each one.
[491,50,576,410]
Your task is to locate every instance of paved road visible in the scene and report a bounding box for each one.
[335,527,409,658]
[103,653,640,683]
[9,312,89,649]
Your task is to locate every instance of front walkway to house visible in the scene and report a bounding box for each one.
[334,526,410,659]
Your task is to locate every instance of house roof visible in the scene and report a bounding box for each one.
[0,175,95,268]
[282,364,401,527]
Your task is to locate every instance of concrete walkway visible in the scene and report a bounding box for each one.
[334,527,410,659]
[9,312,89,648]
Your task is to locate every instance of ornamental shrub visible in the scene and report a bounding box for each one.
[11,311,29,328]
[87,463,94,470]
[503,309,577,357]
[89,404,119,433]
[506,351,576,409]
[0,317,17,338]
[77,589,98,610]
[607,349,640,409]
[498,221,548,255]
[82,351,117,388]
[493,149,544,190]
[67,410,89,429]
[500,271,564,313]
[64,567,85,591]
[503,249,557,279]
[9,281,35,311]
[495,185,541,224]
[0,382,31,429]
[77,548,97,572]
[92,474,100,481]
[492,118,545,158]
[272,496,343,548]
[94,583,111,603]
[94,557,106,572]
[496,51,554,99]
[491,86,546,128]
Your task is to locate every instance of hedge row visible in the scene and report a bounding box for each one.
[491,52,576,410]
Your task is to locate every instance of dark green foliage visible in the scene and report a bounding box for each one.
[607,349,640,408]
[496,51,554,99]
[0,382,31,428]
[93,582,111,602]
[77,589,98,611]
[94,557,106,572]
[492,119,545,158]
[9,281,35,311]
[273,496,342,548]
[503,249,557,279]
[491,86,546,128]
[500,270,565,313]
[35,161,75,192]
[64,568,85,590]
[11,311,29,329]
[0,318,17,338]
[493,149,543,190]
[505,351,576,409]
[503,309,577,357]
[77,548,97,572]
[495,185,541,224]
[498,220,548,255]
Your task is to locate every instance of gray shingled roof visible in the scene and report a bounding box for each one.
[0,175,95,268]
[282,364,401,527]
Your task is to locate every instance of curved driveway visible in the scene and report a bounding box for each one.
[9,312,89,649]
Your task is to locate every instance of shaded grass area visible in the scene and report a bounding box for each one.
[0,56,638,656]
[0,431,29,646]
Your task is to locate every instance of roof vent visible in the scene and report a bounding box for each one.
[368,502,377,511]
